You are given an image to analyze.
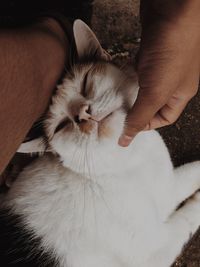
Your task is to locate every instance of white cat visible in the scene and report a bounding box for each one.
[1,20,200,267]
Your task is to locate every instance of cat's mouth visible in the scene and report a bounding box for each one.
[78,111,115,139]
[96,112,114,139]
[77,104,113,124]
[90,112,113,124]
[53,102,120,140]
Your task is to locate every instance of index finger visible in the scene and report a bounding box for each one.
[118,89,164,147]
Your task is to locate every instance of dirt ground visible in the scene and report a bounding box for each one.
[92,0,200,266]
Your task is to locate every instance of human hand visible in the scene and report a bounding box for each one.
[119,0,200,147]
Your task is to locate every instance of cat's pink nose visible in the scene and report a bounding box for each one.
[79,105,91,121]
[75,105,95,135]
[74,105,91,123]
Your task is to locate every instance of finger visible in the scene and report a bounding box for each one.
[145,95,189,130]
[145,65,199,130]
[118,89,166,147]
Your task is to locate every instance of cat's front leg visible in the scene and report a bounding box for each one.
[141,191,200,267]
[171,161,200,212]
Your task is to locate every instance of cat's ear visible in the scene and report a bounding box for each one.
[17,137,49,154]
[73,19,111,61]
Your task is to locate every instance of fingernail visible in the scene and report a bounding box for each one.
[118,135,133,147]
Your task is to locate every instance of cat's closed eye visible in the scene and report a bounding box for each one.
[54,118,73,134]
[81,70,94,99]
[81,72,89,97]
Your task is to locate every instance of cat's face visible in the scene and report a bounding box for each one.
[45,20,138,174]
[46,61,136,144]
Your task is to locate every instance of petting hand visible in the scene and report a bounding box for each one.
[119,0,200,147]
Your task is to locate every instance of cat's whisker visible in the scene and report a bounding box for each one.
[83,137,99,231]
[78,134,95,234]
[90,117,99,123]
[32,120,44,128]
[85,139,92,179]
[78,141,87,233]
[91,147,113,215]
[69,145,80,169]
[76,137,84,175]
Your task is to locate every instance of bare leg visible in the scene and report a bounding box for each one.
[0,18,69,177]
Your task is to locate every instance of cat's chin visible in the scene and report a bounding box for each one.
[59,140,125,177]
[50,129,125,176]
[51,109,125,151]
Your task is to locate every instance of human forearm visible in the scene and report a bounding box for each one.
[0,18,68,174]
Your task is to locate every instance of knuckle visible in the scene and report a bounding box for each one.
[189,89,198,99]
[168,112,180,124]
[159,111,178,126]
[184,86,199,100]
[169,117,177,124]
[163,118,174,126]
[184,93,195,101]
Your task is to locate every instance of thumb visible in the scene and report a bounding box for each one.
[118,89,162,147]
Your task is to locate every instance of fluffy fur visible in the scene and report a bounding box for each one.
[1,20,200,267]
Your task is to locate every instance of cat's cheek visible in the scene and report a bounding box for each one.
[79,120,97,135]
[49,132,72,155]
[98,124,113,139]
[99,110,126,141]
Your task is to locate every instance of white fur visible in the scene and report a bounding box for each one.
[3,19,200,267]
[3,130,200,267]
[17,138,48,153]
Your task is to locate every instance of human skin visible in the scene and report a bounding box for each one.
[119,0,200,147]
[0,18,69,177]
